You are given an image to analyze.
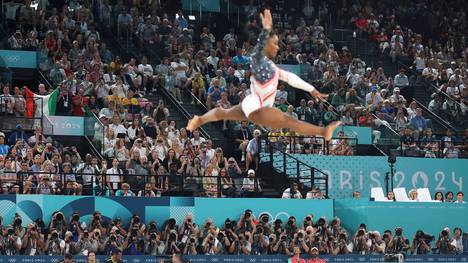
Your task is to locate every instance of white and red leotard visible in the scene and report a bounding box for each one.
[241,29,317,117]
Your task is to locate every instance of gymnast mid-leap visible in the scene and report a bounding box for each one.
[187,9,341,140]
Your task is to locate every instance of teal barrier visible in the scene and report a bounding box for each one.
[276,155,467,199]
[48,116,85,136]
[333,125,372,145]
[336,199,468,239]
[182,0,220,12]
[0,49,37,68]
[0,196,333,228]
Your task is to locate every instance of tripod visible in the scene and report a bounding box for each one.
[385,155,396,195]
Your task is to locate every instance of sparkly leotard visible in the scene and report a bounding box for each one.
[241,29,316,117]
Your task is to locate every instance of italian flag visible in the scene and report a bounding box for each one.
[24,88,59,117]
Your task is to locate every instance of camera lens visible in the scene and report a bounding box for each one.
[7,229,14,235]
[150,233,157,240]
[305,216,311,221]
[14,218,22,226]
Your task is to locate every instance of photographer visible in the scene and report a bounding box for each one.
[238,232,252,255]
[314,218,331,241]
[1,225,22,255]
[353,227,369,254]
[145,231,165,255]
[202,231,222,255]
[436,228,455,254]
[63,231,77,255]
[285,217,298,239]
[75,230,98,255]
[68,212,84,241]
[105,226,124,255]
[272,233,290,255]
[291,230,309,254]
[122,226,144,255]
[182,234,198,255]
[451,227,464,254]
[368,231,385,255]
[50,212,68,236]
[224,221,240,255]
[21,223,45,255]
[163,218,178,242]
[164,230,181,255]
[251,225,269,255]
[410,230,432,255]
[387,227,409,254]
[11,214,25,238]
[90,212,105,233]
[257,214,272,235]
[179,214,199,245]
[45,230,65,255]
[328,218,343,239]
[237,210,255,233]
[302,215,314,230]
[331,232,352,255]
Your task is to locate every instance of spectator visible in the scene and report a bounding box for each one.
[394,69,409,89]
[282,182,302,199]
[241,170,262,197]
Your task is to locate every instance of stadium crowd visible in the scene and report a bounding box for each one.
[0,211,465,256]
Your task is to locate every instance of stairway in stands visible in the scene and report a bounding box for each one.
[100,28,230,150]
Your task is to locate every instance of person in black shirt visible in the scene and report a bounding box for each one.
[143,117,158,139]
[400,127,419,155]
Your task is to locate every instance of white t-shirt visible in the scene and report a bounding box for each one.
[138,63,154,77]
[170,61,187,79]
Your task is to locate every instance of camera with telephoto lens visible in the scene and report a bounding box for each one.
[55,212,64,221]
[395,227,403,236]
[305,216,312,221]
[256,226,264,234]
[51,232,58,240]
[217,232,225,240]
[93,214,101,221]
[110,235,117,242]
[14,217,22,226]
[7,228,14,236]
[298,232,304,239]
[131,227,139,237]
[133,215,140,225]
[190,237,196,243]
[261,214,269,223]
[281,235,287,241]
[72,213,80,222]
[357,229,366,237]
[416,230,434,243]
[149,222,157,230]
[317,218,326,226]
[245,210,251,218]
[150,233,157,240]
[225,222,231,229]
[167,218,176,229]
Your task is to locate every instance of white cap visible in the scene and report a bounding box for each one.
[248,169,255,175]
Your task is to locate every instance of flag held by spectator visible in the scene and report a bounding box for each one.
[24,88,59,117]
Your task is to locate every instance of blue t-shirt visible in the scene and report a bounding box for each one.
[207,86,225,103]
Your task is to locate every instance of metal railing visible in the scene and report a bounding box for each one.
[267,134,358,155]
[263,139,329,197]
[7,171,269,198]
[396,140,467,159]
[413,98,458,132]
